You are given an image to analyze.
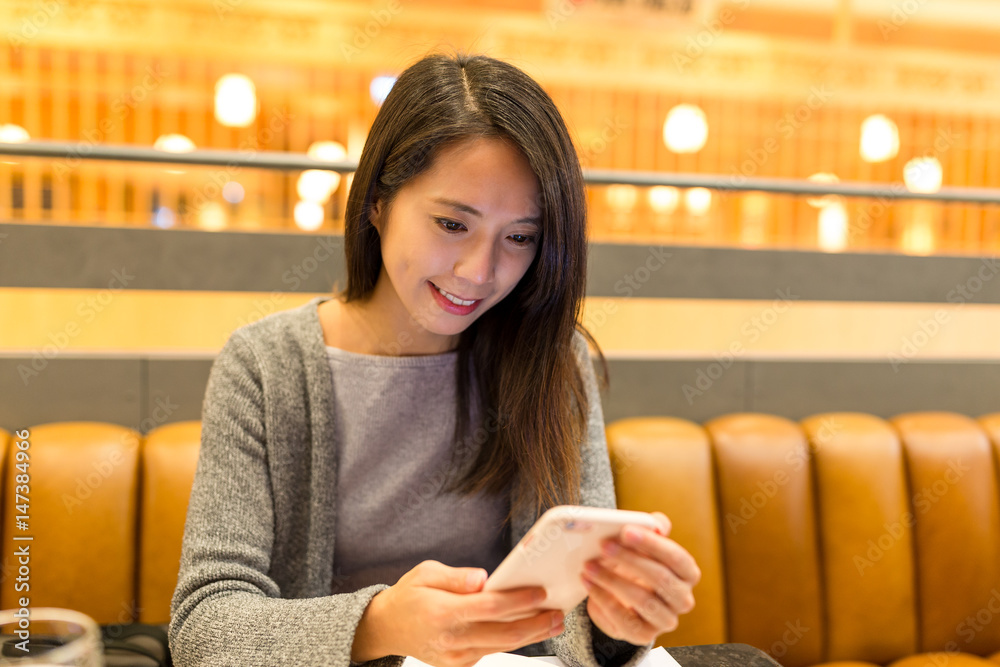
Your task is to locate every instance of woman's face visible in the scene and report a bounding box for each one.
[368,135,541,354]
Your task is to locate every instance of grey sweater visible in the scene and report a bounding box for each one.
[325,344,510,593]
[168,296,653,667]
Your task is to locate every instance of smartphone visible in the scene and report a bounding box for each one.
[483,505,660,617]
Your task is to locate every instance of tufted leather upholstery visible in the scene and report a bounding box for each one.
[607,411,1000,667]
[0,423,140,624]
[137,421,202,623]
[2,412,999,667]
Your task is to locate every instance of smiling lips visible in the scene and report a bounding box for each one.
[429,281,484,314]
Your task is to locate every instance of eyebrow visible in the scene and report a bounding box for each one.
[432,197,541,229]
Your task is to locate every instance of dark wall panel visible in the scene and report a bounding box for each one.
[0,358,142,432]
[5,356,996,434]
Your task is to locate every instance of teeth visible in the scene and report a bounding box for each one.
[435,285,476,306]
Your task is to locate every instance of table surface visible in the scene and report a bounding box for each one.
[667,643,783,667]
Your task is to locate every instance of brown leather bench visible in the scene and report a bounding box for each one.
[0,421,200,625]
[608,412,1000,667]
[1,412,999,667]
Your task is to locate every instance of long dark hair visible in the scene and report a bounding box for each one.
[337,52,609,524]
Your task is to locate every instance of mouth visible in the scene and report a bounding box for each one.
[429,281,484,314]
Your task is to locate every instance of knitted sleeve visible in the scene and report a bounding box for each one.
[168,330,405,667]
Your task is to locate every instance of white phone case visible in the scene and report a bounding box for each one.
[483,505,660,616]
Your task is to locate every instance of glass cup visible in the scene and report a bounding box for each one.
[0,608,103,666]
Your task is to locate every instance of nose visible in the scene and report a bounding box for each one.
[454,236,497,287]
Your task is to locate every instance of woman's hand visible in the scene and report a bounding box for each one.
[352,560,565,667]
[582,512,701,646]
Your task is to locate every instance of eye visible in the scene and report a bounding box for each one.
[435,217,465,233]
[509,234,537,248]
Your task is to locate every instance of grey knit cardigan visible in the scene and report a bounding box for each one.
[168,296,653,667]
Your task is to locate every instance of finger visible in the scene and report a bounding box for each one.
[583,561,678,631]
[586,590,624,640]
[650,512,672,536]
[412,560,489,593]
[597,544,696,615]
[460,587,550,623]
[619,529,702,585]
[435,610,565,652]
[585,577,660,645]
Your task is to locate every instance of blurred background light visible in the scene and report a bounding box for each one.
[152,206,175,229]
[154,134,195,174]
[153,134,195,153]
[817,200,849,252]
[214,73,257,127]
[663,104,708,154]
[0,123,29,164]
[903,156,943,194]
[685,187,712,215]
[222,181,245,204]
[197,201,227,231]
[297,170,336,204]
[299,140,347,199]
[606,184,639,212]
[807,172,840,208]
[294,200,324,231]
[859,114,899,163]
[648,185,680,214]
[0,124,29,143]
[370,76,397,106]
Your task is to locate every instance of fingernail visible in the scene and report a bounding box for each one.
[623,527,642,545]
[582,578,593,590]
[601,541,620,556]
[551,613,564,630]
[583,561,600,576]
[467,571,485,588]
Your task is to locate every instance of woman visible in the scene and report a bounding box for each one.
[169,52,699,667]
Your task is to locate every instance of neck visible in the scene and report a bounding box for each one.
[341,283,460,357]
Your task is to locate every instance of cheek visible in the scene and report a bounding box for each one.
[493,254,534,301]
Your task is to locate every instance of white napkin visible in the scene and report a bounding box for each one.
[401,645,683,667]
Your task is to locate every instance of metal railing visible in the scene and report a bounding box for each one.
[2,139,1000,205]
